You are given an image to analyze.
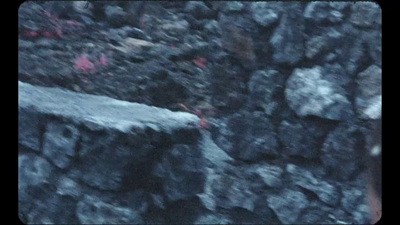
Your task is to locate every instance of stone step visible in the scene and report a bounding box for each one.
[18,81,200,191]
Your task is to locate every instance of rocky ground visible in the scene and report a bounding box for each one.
[18,1,381,224]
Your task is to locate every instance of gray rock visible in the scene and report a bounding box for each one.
[285,66,353,120]
[204,20,221,36]
[18,107,42,152]
[341,185,365,214]
[184,1,213,19]
[194,213,232,224]
[321,123,363,181]
[269,3,304,65]
[214,111,278,161]
[304,2,350,24]
[18,154,53,198]
[286,164,340,206]
[248,70,284,114]
[42,121,79,169]
[105,5,127,27]
[278,120,326,158]
[223,1,244,12]
[267,189,309,224]
[364,30,382,67]
[251,164,283,188]
[76,195,143,224]
[355,65,382,119]
[56,175,82,200]
[350,2,381,28]
[305,35,330,59]
[199,130,233,168]
[158,144,206,201]
[250,2,282,27]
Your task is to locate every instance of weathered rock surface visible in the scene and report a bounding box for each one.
[285,66,354,120]
[267,189,309,224]
[250,2,282,27]
[355,65,382,119]
[248,69,284,114]
[321,123,364,181]
[269,3,304,65]
[213,111,278,161]
[350,2,381,28]
[278,119,328,158]
[286,164,340,206]
[76,195,143,224]
[18,1,380,224]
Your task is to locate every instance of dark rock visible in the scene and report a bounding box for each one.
[55,175,82,200]
[184,1,214,19]
[250,2,282,27]
[269,3,304,65]
[194,213,232,224]
[248,163,283,188]
[76,195,143,224]
[18,107,42,152]
[321,123,364,181]
[105,5,127,28]
[204,20,221,36]
[18,154,53,201]
[156,144,206,201]
[253,194,280,223]
[248,70,284,114]
[355,65,382,119]
[305,35,330,59]
[323,63,352,92]
[286,164,340,206]
[364,30,382,67]
[304,2,350,24]
[205,168,259,211]
[285,66,353,120]
[222,1,245,13]
[350,2,381,28]
[279,120,324,158]
[42,121,79,169]
[18,154,78,224]
[219,14,257,70]
[267,189,309,224]
[213,111,278,161]
[210,63,248,109]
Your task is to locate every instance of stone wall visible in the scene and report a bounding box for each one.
[18,1,381,224]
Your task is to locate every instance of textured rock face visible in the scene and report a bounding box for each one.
[321,123,364,181]
[213,111,278,161]
[76,195,143,224]
[285,66,354,120]
[19,1,380,224]
[269,3,304,65]
[250,2,282,27]
[155,144,206,201]
[248,70,284,114]
[267,189,309,224]
[356,65,382,119]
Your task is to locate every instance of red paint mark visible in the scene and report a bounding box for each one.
[193,109,203,117]
[170,45,177,49]
[199,117,209,129]
[41,30,56,38]
[24,30,38,37]
[178,103,191,112]
[74,55,95,74]
[100,53,108,67]
[193,57,207,68]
